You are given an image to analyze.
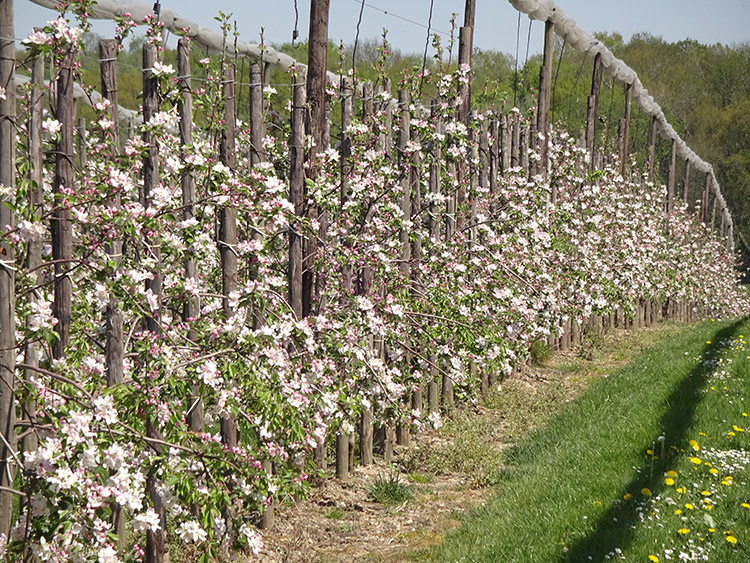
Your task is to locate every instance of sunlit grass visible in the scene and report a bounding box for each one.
[425,318,750,562]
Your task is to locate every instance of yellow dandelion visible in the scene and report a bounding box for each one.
[674,509,683,515]
[685,503,695,510]
[743,412,748,417]
[664,477,675,486]
[701,490,711,496]
[648,556,660,563]
[678,528,690,535]
[708,528,715,533]
[741,502,750,509]
[641,488,652,496]
[709,468,719,475]
[726,535,738,545]
[666,470,677,477]
[623,493,633,501]
[689,439,700,451]
[677,486,686,494]
[699,432,706,436]
[646,449,654,456]
[707,340,711,344]
[729,431,736,437]
[690,457,702,465]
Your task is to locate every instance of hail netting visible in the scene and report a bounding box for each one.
[28,0,342,84]
[509,0,715,178]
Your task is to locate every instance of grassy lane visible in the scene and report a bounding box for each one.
[426,319,750,562]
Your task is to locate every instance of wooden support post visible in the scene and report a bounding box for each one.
[398,89,411,279]
[457,0,475,124]
[143,42,167,563]
[302,0,330,317]
[489,118,499,197]
[571,319,580,346]
[360,403,373,466]
[428,354,439,413]
[23,54,44,461]
[701,172,710,224]
[53,49,75,359]
[647,115,657,181]
[100,39,124,388]
[537,20,554,181]
[520,125,529,170]
[396,90,412,448]
[446,161,457,240]
[249,62,266,165]
[336,431,349,480]
[511,114,520,168]
[218,62,240,453]
[178,39,202,434]
[289,69,306,319]
[666,138,676,213]
[585,53,603,170]
[428,99,442,241]
[479,120,490,198]
[618,83,632,177]
[682,158,691,204]
[100,38,127,545]
[0,0,16,537]
[500,115,511,174]
[77,118,87,167]
[220,63,238,319]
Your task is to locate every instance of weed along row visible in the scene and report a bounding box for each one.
[0,0,746,560]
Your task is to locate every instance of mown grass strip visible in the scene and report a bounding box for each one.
[425,319,750,562]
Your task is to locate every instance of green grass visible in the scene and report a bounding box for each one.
[368,470,415,505]
[424,319,750,562]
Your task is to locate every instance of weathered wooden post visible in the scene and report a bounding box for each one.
[218,62,240,453]
[23,54,44,460]
[647,116,657,181]
[0,0,17,536]
[249,62,266,166]
[99,37,127,544]
[536,20,553,182]
[53,47,76,360]
[500,115,511,174]
[177,38,202,432]
[289,68,306,320]
[585,53,603,170]
[666,137,676,213]
[681,158,691,204]
[701,171,711,224]
[77,118,87,167]
[99,39,124,388]
[303,0,330,317]
[618,83,632,178]
[143,42,167,563]
[395,89,412,447]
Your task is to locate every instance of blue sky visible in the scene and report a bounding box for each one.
[16,0,750,58]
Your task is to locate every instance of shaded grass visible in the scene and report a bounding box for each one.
[425,319,750,562]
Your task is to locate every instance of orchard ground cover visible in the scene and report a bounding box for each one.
[249,322,687,561]
[428,318,750,562]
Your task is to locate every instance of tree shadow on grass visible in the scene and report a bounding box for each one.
[557,320,744,563]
